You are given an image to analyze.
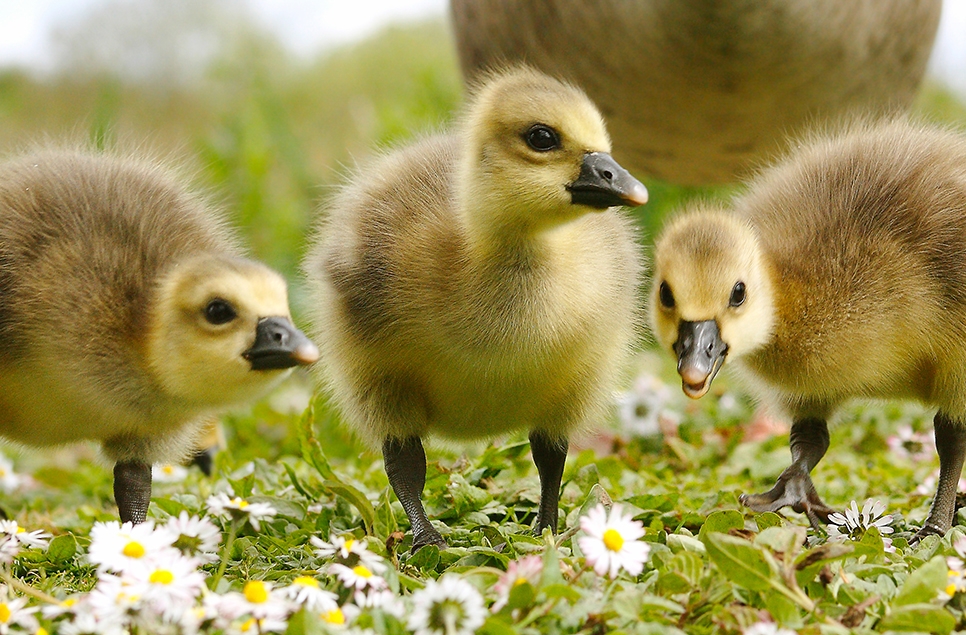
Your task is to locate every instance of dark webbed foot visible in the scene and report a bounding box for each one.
[383,436,446,550]
[114,461,152,524]
[529,431,568,535]
[739,417,834,531]
[913,412,966,542]
[739,463,837,530]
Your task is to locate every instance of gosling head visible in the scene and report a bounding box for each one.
[651,209,775,399]
[459,67,648,234]
[145,255,319,407]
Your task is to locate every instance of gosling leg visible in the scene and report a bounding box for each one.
[383,436,445,549]
[916,412,966,541]
[529,431,568,535]
[739,417,836,530]
[114,460,152,524]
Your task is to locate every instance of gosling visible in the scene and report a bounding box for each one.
[304,67,647,548]
[650,118,966,538]
[0,148,319,523]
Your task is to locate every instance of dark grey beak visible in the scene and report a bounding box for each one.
[243,317,319,371]
[567,152,649,209]
[673,320,729,399]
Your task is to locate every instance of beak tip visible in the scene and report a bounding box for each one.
[625,184,649,207]
[294,342,320,365]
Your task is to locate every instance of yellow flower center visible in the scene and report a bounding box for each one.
[513,577,528,587]
[323,608,346,624]
[122,540,146,558]
[0,603,10,623]
[947,582,958,597]
[603,528,624,552]
[244,580,269,604]
[240,618,257,633]
[162,465,175,475]
[16,527,24,534]
[231,498,249,509]
[344,538,355,551]
[0,468,6,477]
[37,628,49,635]
[352,565,373,578]
[294,576,319,588]
[62,599,77,608]
[150,569,175,585]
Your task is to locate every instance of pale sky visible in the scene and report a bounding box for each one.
[0,0,964,99]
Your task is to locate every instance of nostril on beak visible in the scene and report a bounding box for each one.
[601,169,613,181]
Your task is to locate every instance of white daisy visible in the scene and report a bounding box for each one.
[491,555,543,612]
[124,553,207,621]
[744,622,797,635]
[0,596,39,634]
[152,463,189,483]
[279,576,338,612]
[408,576,486,635]
[578,503,651,579]
[353,589,405,618]
[0,520,50,549]
[223,615,289,635]
[206,492,277,531]
[58,609,129,635]
[616,373,675,438]
[217,581,291,623]
[87,520,179,573]
[329,562,388,591]
[0,536,19,566]
[827,499,895,553]
[162,512,222,563]
[0,454,23,494]
[311,534,370,560]
[886,424,935,462]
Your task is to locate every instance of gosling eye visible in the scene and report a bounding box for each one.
[204,298,237,325]
[659,281,675,309]
[524,124,561,152]
[729,281,746,308]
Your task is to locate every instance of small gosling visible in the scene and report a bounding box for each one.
[304,67,647,548]
[0,149,318,523]
[650,119,966,538]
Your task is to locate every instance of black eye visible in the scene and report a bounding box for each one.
[659,281,675,308]
[204,298,237,325]
[524,124,560,152]
[729,282,746,307]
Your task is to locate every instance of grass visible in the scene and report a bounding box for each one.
[2,12,966,635]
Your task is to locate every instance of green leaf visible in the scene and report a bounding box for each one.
[893,555,949,607]
[506,580,536,609]
[702,532,776,592]
[755,512,784,531]
[320,479,376,535]
[764,592,802,628]
[877,604,955,634]
[46,534,77,563]
[284,608,325,635]
[698,510,743,539]
[296,402,335,480]
[541,583,582,603]
[407,544,440,572]
[478,616,520,635]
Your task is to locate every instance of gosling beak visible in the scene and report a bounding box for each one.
[567,152,649,209]
[243,317,320,371]
[673,320,729,399]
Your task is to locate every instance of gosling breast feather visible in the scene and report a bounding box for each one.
[651,119,966,538]
[305,67,647,548]
[0,148,318,523]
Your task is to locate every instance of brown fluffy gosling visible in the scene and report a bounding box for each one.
[0,149,319,523]
[651,119,966,539]
[304,67,647,549]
